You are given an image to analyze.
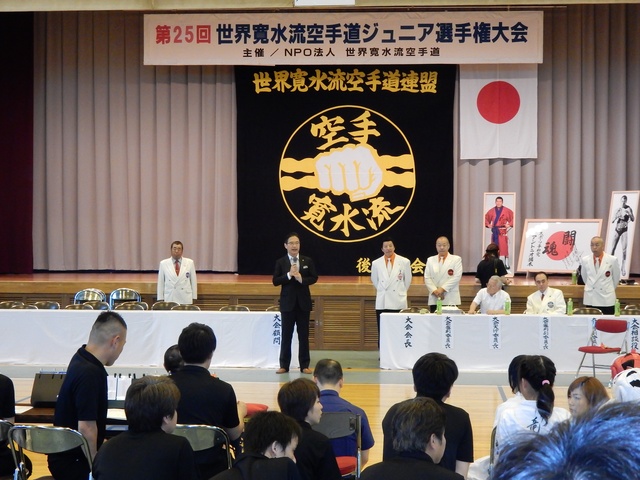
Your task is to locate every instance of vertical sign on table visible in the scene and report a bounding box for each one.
[404,315,414,349]
[443,316,454,349]
[272,313,282,346]
[540,316,550,350]
[491,316,501,349]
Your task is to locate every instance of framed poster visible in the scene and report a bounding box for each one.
[605,191,639,279]
[517,219,602,273]
[483,192,516,274]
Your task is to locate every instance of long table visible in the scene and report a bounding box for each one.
[1,310,299,369]
[380,313,640,373]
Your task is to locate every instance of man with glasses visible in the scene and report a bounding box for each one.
[273,232,318,374]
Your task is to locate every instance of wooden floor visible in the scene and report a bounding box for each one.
[12,375,579,477]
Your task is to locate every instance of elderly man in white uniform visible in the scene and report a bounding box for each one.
[371,237,413,347]
[157,240,198,304]
[525,272,566,315]
[424,236,463,312]
[580,236,620,315]
[468,276,511,315]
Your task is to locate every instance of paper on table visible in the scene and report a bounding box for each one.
[107,409,127,421]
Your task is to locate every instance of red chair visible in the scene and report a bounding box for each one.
[576,319,628,377]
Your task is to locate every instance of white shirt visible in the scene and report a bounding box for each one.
[525,287,566,315]
[472,289,511,314]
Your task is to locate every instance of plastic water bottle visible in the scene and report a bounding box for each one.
[436,298,442,315]
[504,300,511,315]
[567,298,573,316]
[615,299,621,317]
[571,270,577,285]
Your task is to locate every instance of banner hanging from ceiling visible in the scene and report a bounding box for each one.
[144,11,543,66]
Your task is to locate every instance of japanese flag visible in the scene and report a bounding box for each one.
[459,64,538,160]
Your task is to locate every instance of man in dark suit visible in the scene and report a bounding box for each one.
[273,232,318,374]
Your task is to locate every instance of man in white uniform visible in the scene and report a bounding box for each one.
[468,276,511,315]
[525,272,566,315]
[371,237,412,347]
[580,236,620,315]
[157,240,198,304]
[424,236,463,312]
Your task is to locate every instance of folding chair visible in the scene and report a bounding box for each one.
[171,424,232,469]
[219,305,250,312]
[312,412,361,479]
[109,288,141,309]
[33,301,61,310]
[576,319,628,377]
[9,425,92,480]
[114,301,148,310]
[152,301,179,310]
[171,304,201,311]
[573,307,604,316]
[74,288,106,304]
[83,300,110,310]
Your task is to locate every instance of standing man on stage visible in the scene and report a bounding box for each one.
[580,236,620,315]
[273,232,318,374]
[424,236,463,312]
[371,237,412,346]
[485,196,514,270]
[49,311,128,480]
[157,240,198,304]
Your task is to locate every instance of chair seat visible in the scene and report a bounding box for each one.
[336,456,357,476]
[578,346,622,354]
[245,403,268,418]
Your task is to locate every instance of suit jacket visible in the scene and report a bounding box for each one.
[580,252,620,306]
[361,451,463,480]
[525,287,566,314]
[272,254,318,312]
[370,254,412,310]
[157,257,198,304]
[424,254,463,306]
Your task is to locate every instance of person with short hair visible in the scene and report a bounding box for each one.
[424,236,463,312]
[93,376,197,480]
[468,276,511,315]
[158,240,198,304]
[277,378,341,480]
[273,232,318,374]
[525,272,566,315]
[313,359,375,466]
[567,376,608,417]
[579,236,620,315]
[370,237,412,346]
[164,344,184,374]
[382,353,473,478]
[495,355,569,459]
[171,323,247,479]
[492,402,640,480]
[212,411,302,480]
[363,397,462,480]
[49,311,128,480]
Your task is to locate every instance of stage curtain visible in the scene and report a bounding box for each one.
[33,12,237,271]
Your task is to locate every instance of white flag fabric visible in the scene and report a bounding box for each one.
[460,64,538,160]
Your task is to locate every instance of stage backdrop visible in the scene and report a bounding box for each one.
[236,64,456,276]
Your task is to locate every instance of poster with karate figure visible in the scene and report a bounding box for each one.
[483,192,516,274]
[605,191,639,279]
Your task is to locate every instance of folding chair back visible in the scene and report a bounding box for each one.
[312,412,362,478]
[172,424,232,468]
[74,288,106,304]
[109,288,141,309]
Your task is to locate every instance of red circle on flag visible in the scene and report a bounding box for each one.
[477,81,520,124]
[546,231,573,261]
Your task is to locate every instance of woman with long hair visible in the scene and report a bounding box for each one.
[475,243,510,288]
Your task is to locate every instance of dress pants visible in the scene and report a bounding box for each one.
[280,308,311,371]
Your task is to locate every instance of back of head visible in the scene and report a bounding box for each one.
[484,243,499,260]
[88,311,127,345]
[412,352,458,400]
[125,375,180,433]
[163,344,184,374]
[178,322,216,364]
[612,368,640,402]
[313,359,343,386]
[568,376,609,410]
[508,355,528,394]
[244,411,302,455]
[391,397,446,454]
[519,355,557,422]
[277,378,319,423]
[493,402,640,480]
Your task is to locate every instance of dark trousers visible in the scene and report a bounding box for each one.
[48,449,89,480]
[280,308,311,370]
[376,309,400,348]
[586,304,615,315]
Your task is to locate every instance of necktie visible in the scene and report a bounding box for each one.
[292,257,298,266]
[175,260,180,275]
[386,258,392,274]
[541,293,545,302]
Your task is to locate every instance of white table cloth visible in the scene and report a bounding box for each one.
[380,313,640,372]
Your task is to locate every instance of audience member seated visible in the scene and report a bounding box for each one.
[612,367,640,402]
[164,344,184,374]
[171,323,247,479]
[493,355,526,426]
[467,276,511,315]
[93,376,197,480]
[524,272,566,315]
[567,376,608,417]
[362,397,463,480]
[382,353,473,478]
[277,378,341,480]
[212,411,302,480]
[492,402,640,480]
[313,359,375,466]
[1,373,32,477]
[495,355,569,459]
